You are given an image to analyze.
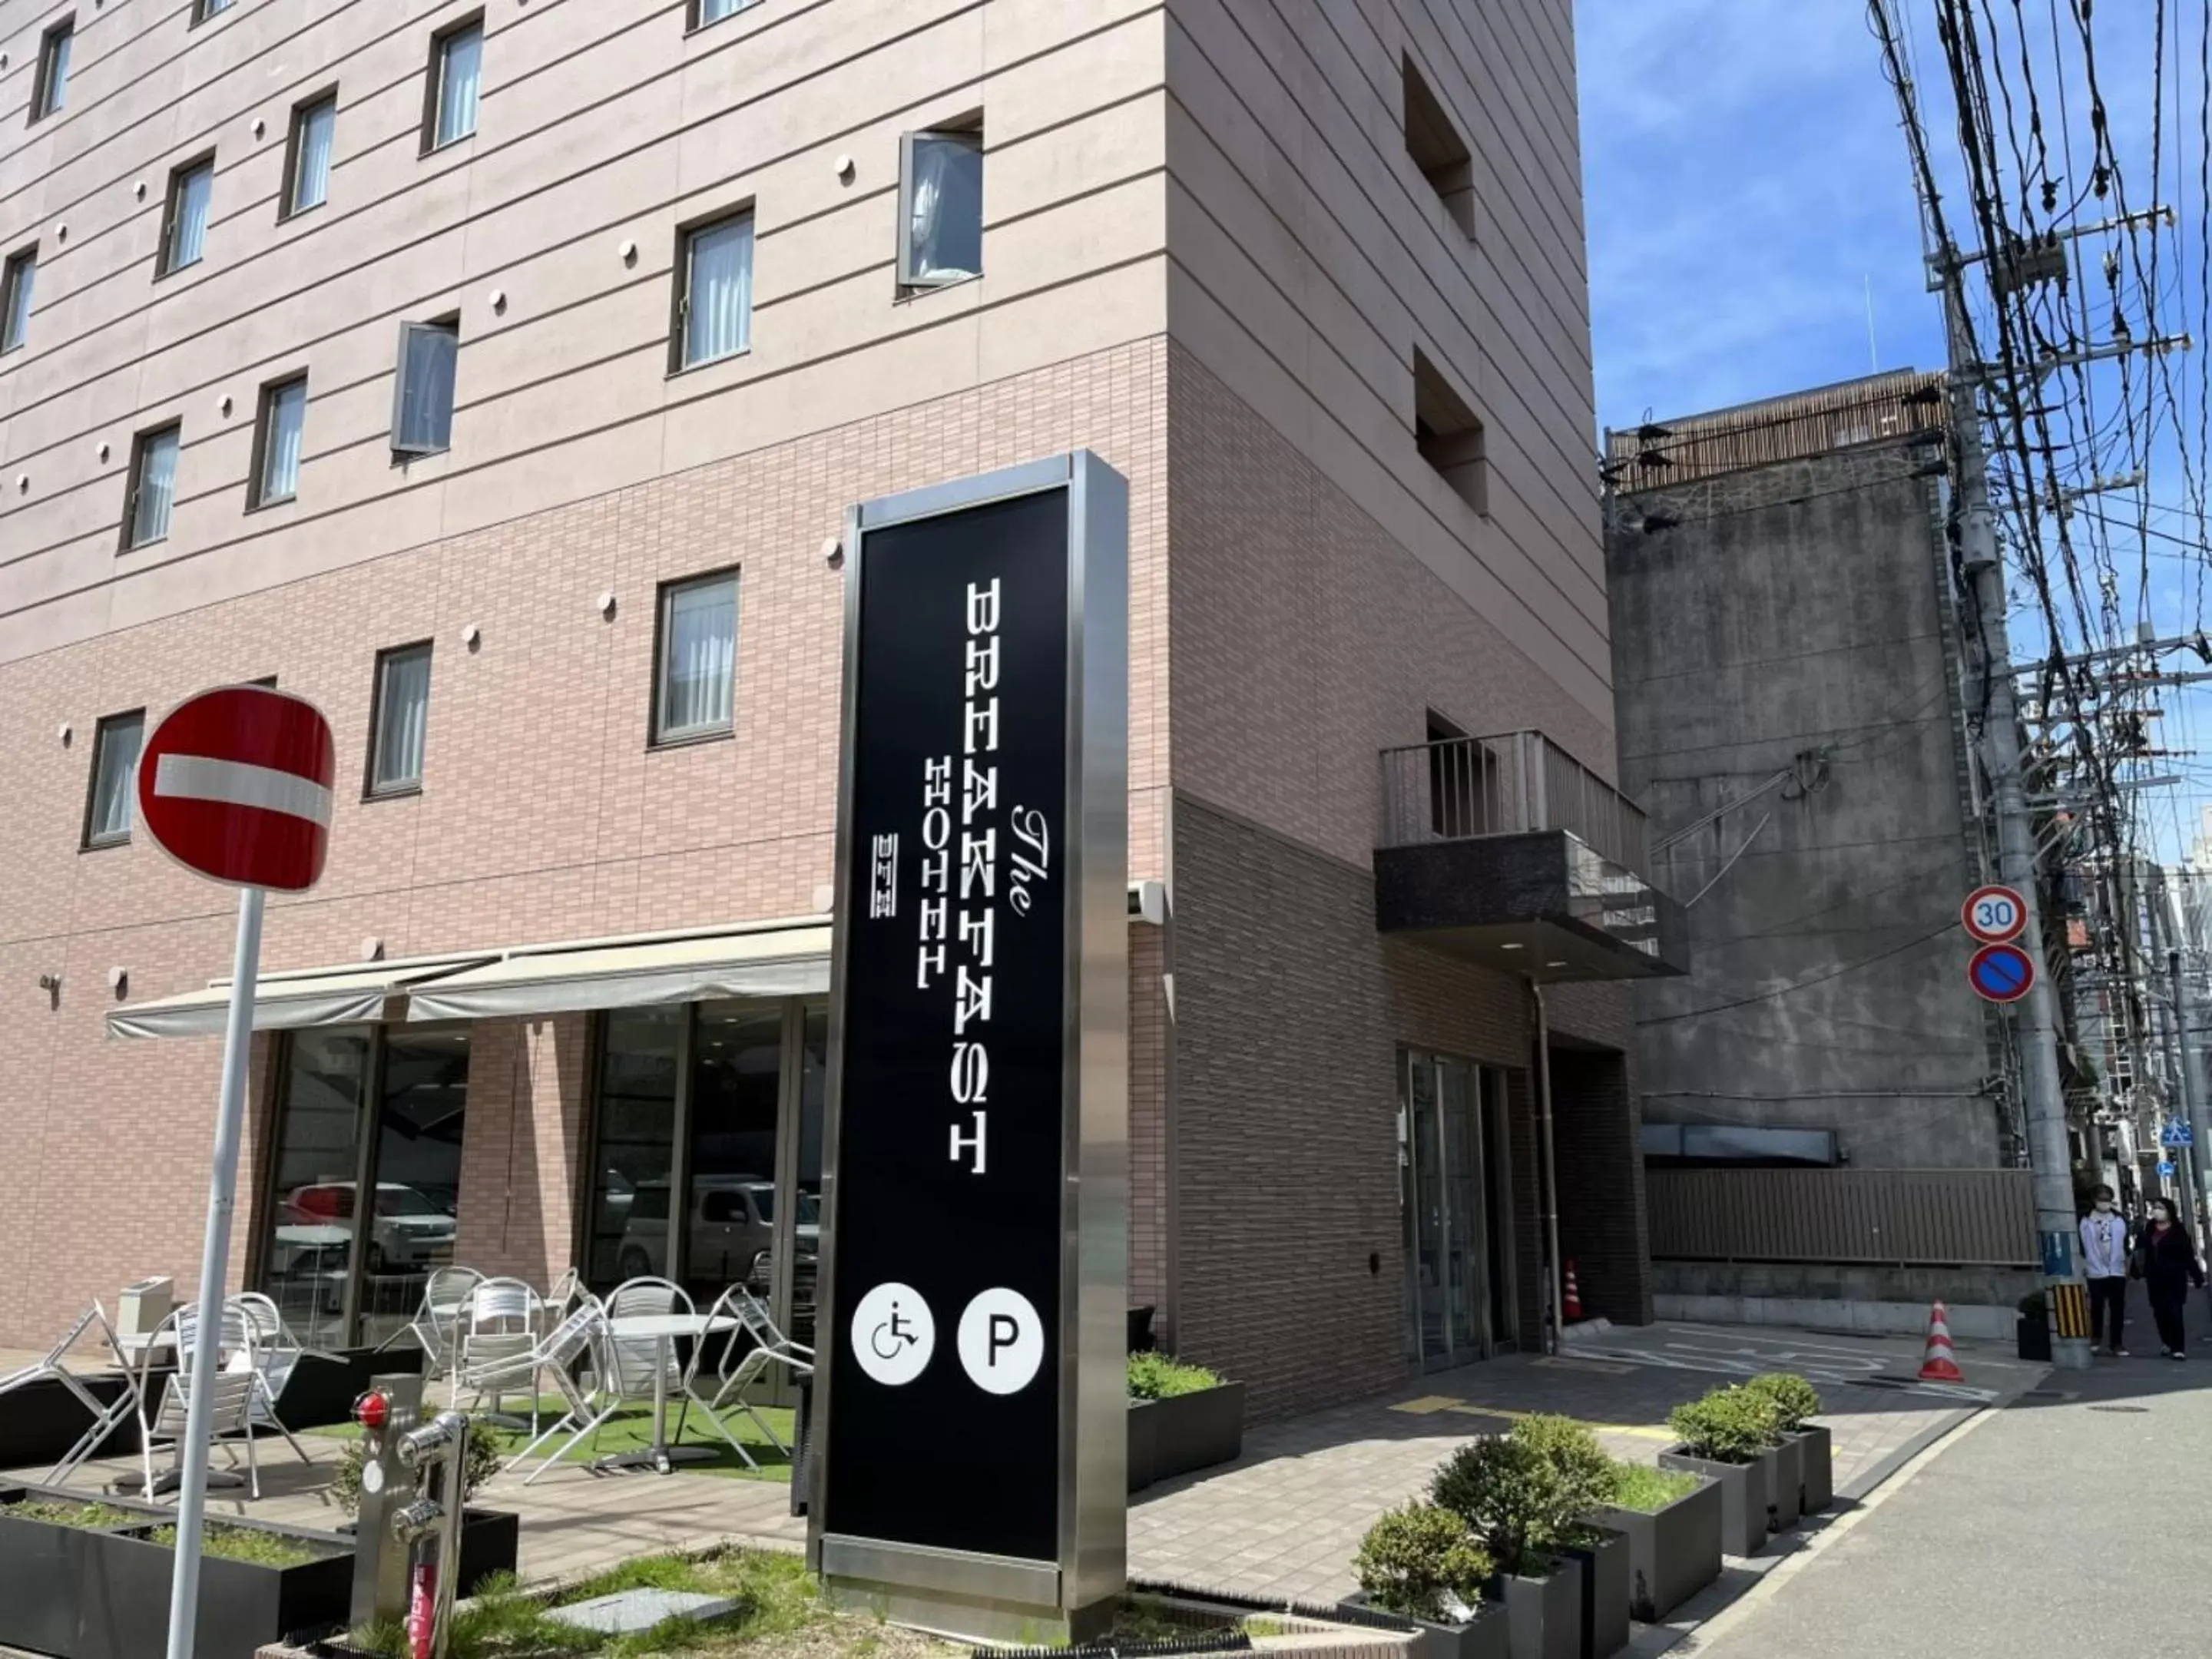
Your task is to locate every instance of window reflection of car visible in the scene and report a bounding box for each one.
[615,1176,820,1290]
[274,1181,459,1276]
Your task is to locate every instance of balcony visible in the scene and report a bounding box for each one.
[1374,731,1687,982]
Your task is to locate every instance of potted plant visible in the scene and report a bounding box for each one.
[1509,1416,1630,1659]
[1743,1373,1829,1518]
[1126,1353,1245,1492]
[2016,1289,2052,1363]
[1588,1462,1721,1624]
[331,1417,518,1594]
[1657,1386,1781,1557]
[1429,1425,1591,1659]
[1339,1502,1509,1659]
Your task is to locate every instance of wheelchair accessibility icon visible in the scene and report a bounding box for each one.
[850,1282,934,1386]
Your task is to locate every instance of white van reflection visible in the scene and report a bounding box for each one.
[614,1175,820,1290]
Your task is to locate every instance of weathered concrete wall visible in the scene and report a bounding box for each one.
[1607,439,2002,1168]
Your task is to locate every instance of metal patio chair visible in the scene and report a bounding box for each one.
[690,1285,813,1469]
[596,1277,694,1451]
[455,1277,546,1434]
[134,1307,267,1501]
[377,1263,484,1384]
[227,1291,320,1465]
[497,1303,621,1485]
[0,1300,138,1487]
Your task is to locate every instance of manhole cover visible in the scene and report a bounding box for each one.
[2088,1404,2149,1414]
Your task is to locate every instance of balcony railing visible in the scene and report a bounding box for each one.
[1379,731,1651,879]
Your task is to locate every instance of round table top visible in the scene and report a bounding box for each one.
[604,1312,737,1339]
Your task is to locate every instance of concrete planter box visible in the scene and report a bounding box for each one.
[1559,1528,1629,1659]
[1789,1426,1833,1515]
[1657,1448,1767,1557]
[1126,1382,1244,1492]
[1592,1477,1724,1623]
[336,1506,518,1598]
[2017,1314,2052,1362]
[0,1485,351,1658]
[278,1346,425,1431]
[1762,1441,1800,1532]
[0,1372,146,1469]
[1487,1558,1584,1659]
[1339,1593,1512,1659]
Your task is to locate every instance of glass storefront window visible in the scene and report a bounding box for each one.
[588,1006,681,1287]
[358,1031,471,1347]
[683,1002,785,1306]
[259,1029,372,1352]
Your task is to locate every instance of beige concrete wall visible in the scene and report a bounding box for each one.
[0,0,1167,661]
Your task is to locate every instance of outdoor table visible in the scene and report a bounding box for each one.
[598,1312,736,1474]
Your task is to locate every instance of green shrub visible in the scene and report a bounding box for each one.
[1509,1415,1615,1518]
[1127,1351,1221,1400]
[1742,1373,1820,1435]
[1604,1462,1700,1514]
[1667,1386,1783,1465]
[1351,1503,1494,1624]
[2018,1289,2048,1320]
[1430,1432,1591,1575]
[332,1416,505,1518]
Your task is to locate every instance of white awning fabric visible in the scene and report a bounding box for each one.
[106,957,492,1040]
[404,924,833,1022]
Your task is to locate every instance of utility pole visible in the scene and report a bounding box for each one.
[2170,939,2212,1228]
[1941,278,2095,1369]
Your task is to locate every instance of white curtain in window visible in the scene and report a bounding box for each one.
[906,132,982,283]
[396,325,458,452]
[2,257,32,353]
[132,429,180,545]
[684,217,753,367]
[90,718,143,843]
[261,380,307,502]
[698,0,759,20]
[661,579,737,736]
[375,649,433,790]
[293,100,336,213]
[435,28,482,147]
[171,165,213,270]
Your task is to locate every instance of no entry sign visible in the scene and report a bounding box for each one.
[137,685,336,892]
[1969,942,2036,1004]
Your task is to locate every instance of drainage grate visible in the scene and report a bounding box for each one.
[2088,1404,2150,1414]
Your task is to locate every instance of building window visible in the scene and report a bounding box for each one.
[124,423,182,548]
[31,18,72,123]
[159,156,216,276]
[368,642,433,796]
[652,571,738,743]
[425,17,483,151]
[283,93,336,218]
[250,375,308,507]
[391,319,459,454]
[898,126,982,289]
[1402,55,1475,239]
[196,0,237,21]
[1413,347,1488,518]
[674,212,753,370]
[83,710,145,849]
[692,0,760,25]
[1,247,34,353]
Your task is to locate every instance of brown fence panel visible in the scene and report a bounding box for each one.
[1647,1169,2038,1267]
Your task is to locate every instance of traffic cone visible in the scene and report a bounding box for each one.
[1918,1300,1965,1382]
[1563,1260,1584,1323]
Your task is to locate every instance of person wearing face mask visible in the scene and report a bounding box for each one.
[2080,1185,2132,1356]
[2131,1196,2207,1359]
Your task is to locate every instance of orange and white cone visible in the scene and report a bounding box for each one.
[1563,1260,1584,1323]
[1918,1300,1965,1382]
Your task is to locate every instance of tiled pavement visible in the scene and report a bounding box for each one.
[5,1320,2044,1607]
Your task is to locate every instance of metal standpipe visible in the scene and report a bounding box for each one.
[349,1376,426,1631]
[392,1410,472,1659]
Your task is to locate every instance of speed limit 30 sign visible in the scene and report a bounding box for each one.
[1962,885,2028,945]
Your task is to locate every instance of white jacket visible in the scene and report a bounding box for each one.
[2081,1211,2131,1279]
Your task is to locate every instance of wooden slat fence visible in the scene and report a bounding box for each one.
[1647,1168,2038,1267]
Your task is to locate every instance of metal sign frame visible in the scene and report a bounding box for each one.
[810,452,1129,1642]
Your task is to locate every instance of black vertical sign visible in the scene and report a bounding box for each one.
[822,488,1070,1563]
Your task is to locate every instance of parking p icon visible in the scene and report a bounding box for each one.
[956,1287,1045,1395]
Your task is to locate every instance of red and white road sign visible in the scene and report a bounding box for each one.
[136,685,336,892]
[1961,884,2028,945]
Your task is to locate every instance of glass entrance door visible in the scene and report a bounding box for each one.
[1399,1050,1515,1370]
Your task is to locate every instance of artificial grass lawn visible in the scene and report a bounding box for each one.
[310,1397,796,1482]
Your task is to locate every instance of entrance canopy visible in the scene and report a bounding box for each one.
[106,955,492,1039]
[405,921,831,1022]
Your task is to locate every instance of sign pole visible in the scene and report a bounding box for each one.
[164,883,266,1659]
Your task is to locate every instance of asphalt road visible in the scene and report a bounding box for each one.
[1684,1294,2212,1658]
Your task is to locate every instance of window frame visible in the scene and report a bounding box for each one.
[422,14,485,154]
[157,153,217,278]
[688,0,762,28]
[248,373,309,509]
[671,207,756,373]
[1412,346,1490,519]
[31,18,72,124]
[121,421,184,550]
[366,640,435,799]
[193,0,238,24]
[280,90,338,220]
[896,125,985,291]
[389,316,460,457]
[81,709,147,851]
[1402,53,1476,241]
[1,245,35,354]
[649,568,740,747]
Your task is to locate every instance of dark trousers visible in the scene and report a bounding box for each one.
[2088,1275,2128,1350]
[2150,1292,2188,1355]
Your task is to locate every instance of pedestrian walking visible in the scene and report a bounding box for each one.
[2080,1185,2131,1356]
[2130,1198,2206,1359]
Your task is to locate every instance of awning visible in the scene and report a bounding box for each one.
[107,956,492,1040]
[405,923,833,1022]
